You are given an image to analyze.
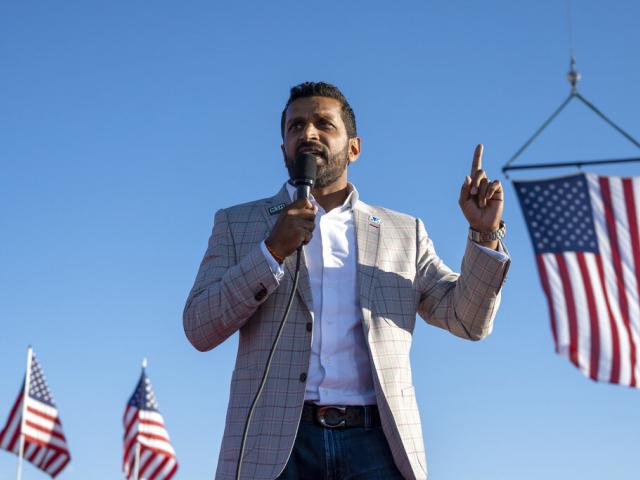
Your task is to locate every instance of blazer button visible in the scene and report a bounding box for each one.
[306,322,312,332]
[254,286,267,302]
[299,372,307,382]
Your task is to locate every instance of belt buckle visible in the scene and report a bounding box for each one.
[316,406,347,428]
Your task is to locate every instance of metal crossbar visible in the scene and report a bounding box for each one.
[502,157,640,172]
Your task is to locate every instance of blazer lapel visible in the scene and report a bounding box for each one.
[353,201,381,330]
[283,249,314,315]
[261,184,314,315]
[262,185,290,234]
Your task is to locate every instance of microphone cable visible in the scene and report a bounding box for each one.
[235,247,302,480]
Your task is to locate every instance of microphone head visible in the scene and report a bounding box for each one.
[292,153,317,187]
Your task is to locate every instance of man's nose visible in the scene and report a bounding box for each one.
[302,123,320,141]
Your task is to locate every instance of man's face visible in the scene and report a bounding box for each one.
[281,96,359,189]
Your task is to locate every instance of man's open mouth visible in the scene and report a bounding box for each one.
[298,146,326,158]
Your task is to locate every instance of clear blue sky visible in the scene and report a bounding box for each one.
[2,1,640,478]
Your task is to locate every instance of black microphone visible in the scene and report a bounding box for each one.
[292,153,317,201]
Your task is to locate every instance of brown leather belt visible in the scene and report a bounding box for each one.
[301,402,381,428]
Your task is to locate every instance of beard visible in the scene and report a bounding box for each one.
[286,142,350,189]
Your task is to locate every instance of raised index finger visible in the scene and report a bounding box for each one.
[470,143,484,176]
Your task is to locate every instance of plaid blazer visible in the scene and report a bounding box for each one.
[183,184,510,480]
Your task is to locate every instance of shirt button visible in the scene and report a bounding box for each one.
[299,372,307,382]
[306,322,312,332]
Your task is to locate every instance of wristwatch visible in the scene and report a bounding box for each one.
[468,220,506,243]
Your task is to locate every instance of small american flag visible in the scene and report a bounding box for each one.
[515,173,640,386]
[0,350,71,477]
[123,365,178,480]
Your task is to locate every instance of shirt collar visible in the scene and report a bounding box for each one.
[285,181,359,212]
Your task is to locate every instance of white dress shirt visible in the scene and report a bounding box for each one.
[260,182,508,406]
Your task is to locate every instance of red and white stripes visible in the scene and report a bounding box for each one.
[0,393,71,477]
[537,173,640,387]
[122,397,177,479]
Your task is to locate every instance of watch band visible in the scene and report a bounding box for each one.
[468,220,506,243]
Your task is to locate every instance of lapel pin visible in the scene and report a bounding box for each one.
[368,215,381,227]
[268,203,286,215]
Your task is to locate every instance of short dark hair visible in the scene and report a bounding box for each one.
[280,82,357,139]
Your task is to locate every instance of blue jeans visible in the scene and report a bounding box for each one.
[276,420,404,479]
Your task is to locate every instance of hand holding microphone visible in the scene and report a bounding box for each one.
[265,154,317,262]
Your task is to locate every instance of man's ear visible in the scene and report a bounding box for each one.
[348,137,362,164]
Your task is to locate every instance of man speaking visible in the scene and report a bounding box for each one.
[183,82,510,479]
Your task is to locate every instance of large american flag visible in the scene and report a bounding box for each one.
[0,351,71,477]
[123,367,178,480]
[515,173,640,387]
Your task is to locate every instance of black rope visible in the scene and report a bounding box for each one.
[566,0,576,64]
[502,93,575,172]
[574,93,640,149]
[501,91,640,175]
[500,1,640,177]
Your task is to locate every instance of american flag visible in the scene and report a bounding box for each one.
[123,366,178,480]
[515,173,640,387]
[0,350,71,477]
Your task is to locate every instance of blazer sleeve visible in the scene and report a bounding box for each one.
[183,208,280,351]
[414,218,510,340]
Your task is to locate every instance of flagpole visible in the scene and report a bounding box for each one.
[16,436,24,480]
[133,358,147,480]
[133,443,141,480]
[16,346,33,480]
